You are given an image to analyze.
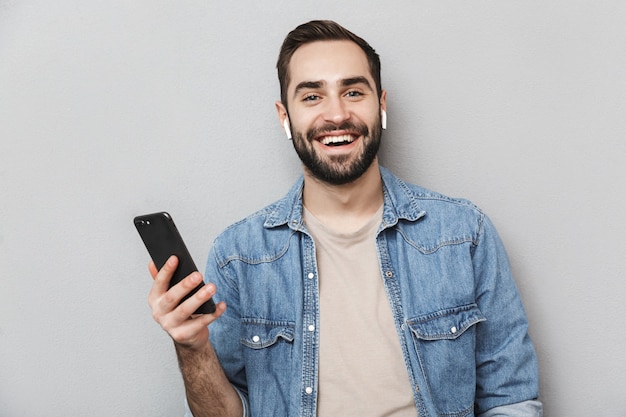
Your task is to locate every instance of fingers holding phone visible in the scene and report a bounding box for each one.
[147,255,227,349]
[149,257,206,316]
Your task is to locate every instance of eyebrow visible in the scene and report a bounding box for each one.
[340,76,373,90]
[292,76,374,99]
[293,80,324,97]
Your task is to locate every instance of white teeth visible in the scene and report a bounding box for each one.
[320,134,354,145]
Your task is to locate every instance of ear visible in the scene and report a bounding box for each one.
[380,90,387,111]
[380,90,388,130]
[275,101,292,139]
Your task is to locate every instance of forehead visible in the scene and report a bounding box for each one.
[288,40,373,90]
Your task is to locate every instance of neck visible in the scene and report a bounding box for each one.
[302,160,383,233]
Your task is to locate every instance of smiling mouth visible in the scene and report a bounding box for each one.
[319,134,356,146]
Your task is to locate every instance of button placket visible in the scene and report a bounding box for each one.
[300,234,320,415]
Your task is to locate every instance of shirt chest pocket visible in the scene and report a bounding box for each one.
[407,303,485,341]
[406,304,486,416]
[240,319,296,349]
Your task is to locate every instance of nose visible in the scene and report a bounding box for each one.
[323,96,350,125]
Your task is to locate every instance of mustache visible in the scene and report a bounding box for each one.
[306,121,370,141]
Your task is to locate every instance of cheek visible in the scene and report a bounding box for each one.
[290,114,320,135]
[366,106,382,122]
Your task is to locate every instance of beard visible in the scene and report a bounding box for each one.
[291,118,382,185]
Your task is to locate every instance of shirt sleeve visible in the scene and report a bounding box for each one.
[478,399,543,417]
[472,214,542,413]
[205,245,251,416]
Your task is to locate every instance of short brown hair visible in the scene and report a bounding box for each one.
[276,20,382,108]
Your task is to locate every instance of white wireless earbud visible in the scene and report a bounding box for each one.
[381,109,387,130]
[283,118,292,140]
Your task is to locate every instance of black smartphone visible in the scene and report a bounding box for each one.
[134,212,216,314]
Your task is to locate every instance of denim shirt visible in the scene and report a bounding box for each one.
[196,167,541,417]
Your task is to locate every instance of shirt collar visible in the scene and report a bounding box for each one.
[263,166,426,230]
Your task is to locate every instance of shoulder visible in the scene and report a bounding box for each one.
[209,178,303,264]
[381,166,485,222]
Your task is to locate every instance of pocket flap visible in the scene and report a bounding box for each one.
[407,304,485,341]
[240,319,295,349]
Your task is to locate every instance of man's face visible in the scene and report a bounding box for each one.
[280,40,386,185]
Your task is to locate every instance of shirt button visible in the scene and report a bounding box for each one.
[307,272,314,279]
[252,335,260,343]
[385,271,393,278]
[308,325,315,332]
[305,387,313,394]
[451,326,457,334]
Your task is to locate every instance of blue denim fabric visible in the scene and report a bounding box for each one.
[197,167,541,417]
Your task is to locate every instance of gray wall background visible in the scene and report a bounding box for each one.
[1,1,625,416]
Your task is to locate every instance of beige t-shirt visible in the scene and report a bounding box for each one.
[304,206,417,417]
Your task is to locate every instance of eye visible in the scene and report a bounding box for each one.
[303,94,320,102]
[345,90,364,98]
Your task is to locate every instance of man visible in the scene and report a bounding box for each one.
[148,20,542,417]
